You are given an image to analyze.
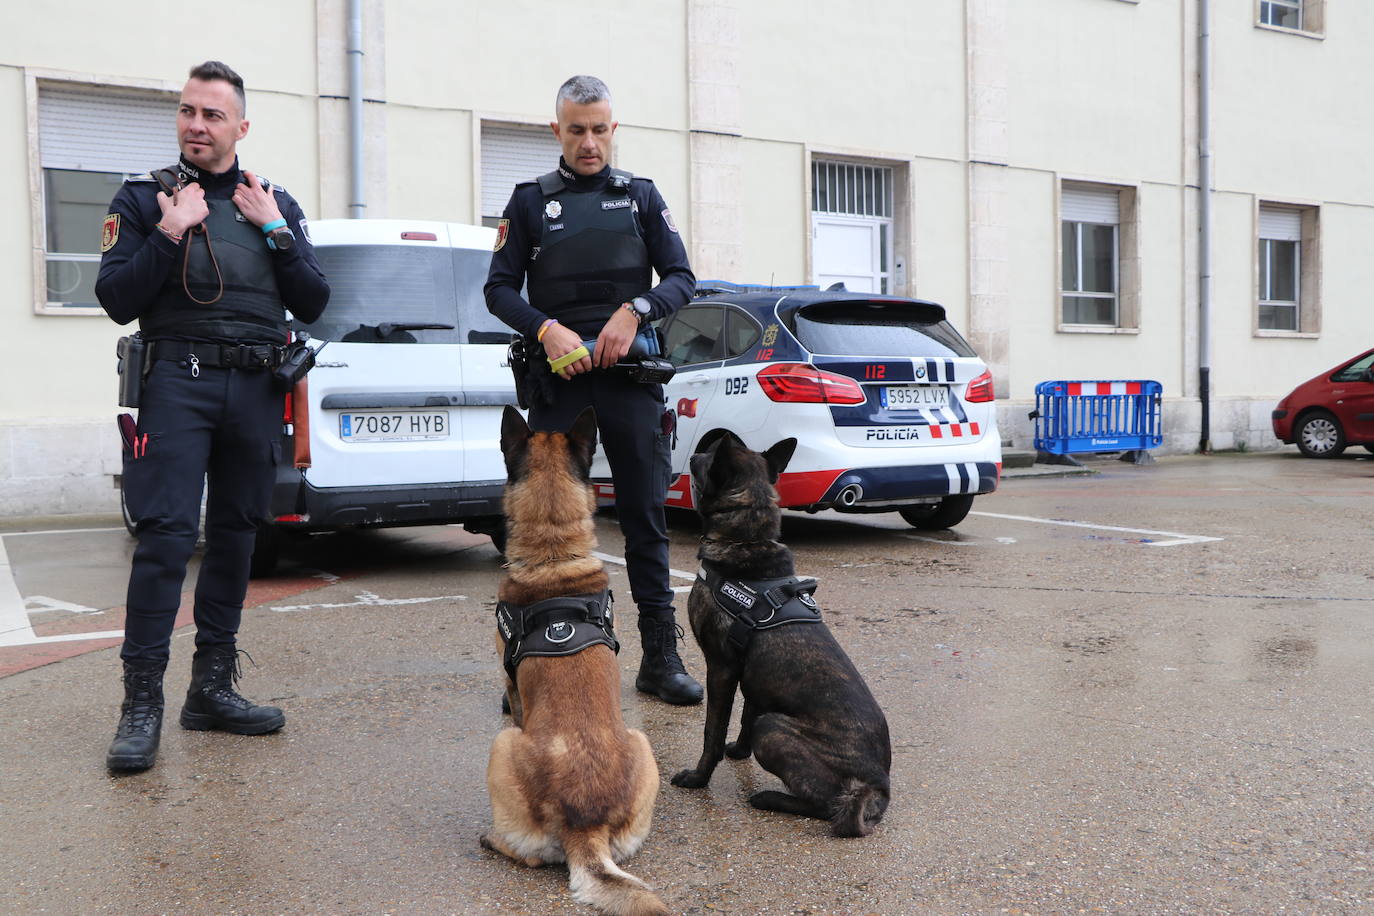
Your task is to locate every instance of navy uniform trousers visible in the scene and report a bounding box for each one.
[121,358,281,663]
[528,370,675,621]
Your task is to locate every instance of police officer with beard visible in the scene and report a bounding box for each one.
[96,61,329,771]
[485,75,702,705]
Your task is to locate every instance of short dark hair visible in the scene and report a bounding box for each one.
[188,60,246,116]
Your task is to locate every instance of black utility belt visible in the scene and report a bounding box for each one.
[150,339,285,369]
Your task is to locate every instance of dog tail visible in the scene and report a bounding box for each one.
[565,827,668,916]
[831,778,890,838]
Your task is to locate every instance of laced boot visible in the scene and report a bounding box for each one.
[180,646,286,735]
[106,660,166,772]
[635,619,704,705]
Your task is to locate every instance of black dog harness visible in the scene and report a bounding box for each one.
[494,589,619,681]
[697,565,822,652]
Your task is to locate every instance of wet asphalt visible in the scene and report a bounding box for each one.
[1,450,1372,915]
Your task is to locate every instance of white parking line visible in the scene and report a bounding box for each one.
[0,537,125,647]
[592,551,699,593]
[968,510,1222,547]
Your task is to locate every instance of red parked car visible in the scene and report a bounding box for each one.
[1272,347,1374,457]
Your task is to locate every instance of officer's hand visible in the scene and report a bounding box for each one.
[155,183,209,236]
[594,307,639,369]
[232,170,284,229]
[543,322,593,379]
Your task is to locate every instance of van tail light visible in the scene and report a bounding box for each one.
[756,363,866,404]
[966,370,995,403]
[282,391,294,424]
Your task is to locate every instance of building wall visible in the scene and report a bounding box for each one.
[2,0,1372,516]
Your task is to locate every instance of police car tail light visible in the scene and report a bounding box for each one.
[757,363,865,404]
[966,370,995,403]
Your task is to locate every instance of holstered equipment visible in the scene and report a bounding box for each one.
[697,564,822,653]
[495,589,619,682]
[116,331,151,408]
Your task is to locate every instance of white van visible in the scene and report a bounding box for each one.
[257,218,514,573]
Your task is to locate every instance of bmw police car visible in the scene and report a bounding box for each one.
[591,285,1001,529]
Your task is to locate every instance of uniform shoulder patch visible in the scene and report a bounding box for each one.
[661,208,678,234]
[100,214,120,252]
[494,219,510,252]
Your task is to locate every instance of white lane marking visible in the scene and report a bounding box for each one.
[969,510,1222,547]
[0,536,38,647]
[271,591,469,612]
[26,596,103,615]
[592,551,697,582]
[1,527,126,537]
[900,533,1015,547]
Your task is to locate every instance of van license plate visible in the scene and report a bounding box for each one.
[340,411,450,442]
[880,386,948,409]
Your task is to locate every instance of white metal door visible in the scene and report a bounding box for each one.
[813,216,880,293]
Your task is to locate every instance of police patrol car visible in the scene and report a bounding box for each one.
[590,285,1001,529]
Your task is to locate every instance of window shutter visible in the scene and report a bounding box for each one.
[481,124,562,218]
[1061,187,1121,225]
[39,85,178,174]
[1259,207,1302,242]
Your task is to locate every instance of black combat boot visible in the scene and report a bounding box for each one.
[106,660,166,772]
[180,646,286,735]
[635,618,704,705]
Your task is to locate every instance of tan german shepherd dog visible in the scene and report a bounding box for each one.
[483,406,667,916]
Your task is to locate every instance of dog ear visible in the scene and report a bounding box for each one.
[500,406,532,472]
[707,433,742,490]
[566,407,599,470]
[762,438,797,483]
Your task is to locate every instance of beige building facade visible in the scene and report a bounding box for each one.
[2,0,1370,516]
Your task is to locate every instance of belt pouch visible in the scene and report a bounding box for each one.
[116,333,148,408]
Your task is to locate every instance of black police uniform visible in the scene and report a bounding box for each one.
[485,158,702,705]
[96,155,328,770]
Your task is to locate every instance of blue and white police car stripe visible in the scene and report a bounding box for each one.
[944,462,981,494]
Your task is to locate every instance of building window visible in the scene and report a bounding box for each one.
[480,123,561,228]
[36,84,177,312]
[1257,204,1319,334]
[810,160,895,295]
[1260,0,1302,29]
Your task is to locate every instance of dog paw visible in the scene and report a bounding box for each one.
[671,769,708,789]
[724,741,751,759]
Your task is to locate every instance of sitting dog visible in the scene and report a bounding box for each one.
[671,433,892,837]
[483,406,667,916]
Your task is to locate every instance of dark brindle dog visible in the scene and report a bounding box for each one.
[670,433,892,837]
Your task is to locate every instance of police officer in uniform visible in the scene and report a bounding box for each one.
[485,75,702,705]
[96,61,329,771]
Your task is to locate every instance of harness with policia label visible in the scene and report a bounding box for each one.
[696,564,823,652]
[494,589,619,682]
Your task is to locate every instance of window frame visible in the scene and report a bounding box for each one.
[1255,201,1321,338]
[1056,180,1140,335]
[1256,0,1324,38]
[808,155,902,296]
[26,69,182,317]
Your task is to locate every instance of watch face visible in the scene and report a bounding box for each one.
[270,228,295,251]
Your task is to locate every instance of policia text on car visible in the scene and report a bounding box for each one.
[485,74,703,705]
[96,61,330,772]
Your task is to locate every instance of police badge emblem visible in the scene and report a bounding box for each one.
[494,218,509,252]
[544,200,562,220]
[100,214,120,253]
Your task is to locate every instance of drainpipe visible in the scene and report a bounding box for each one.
[1197,0,1213,452]
[347,0,365,219]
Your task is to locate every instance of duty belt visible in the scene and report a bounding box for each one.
[697,564,821,652]
[150,339,286,369]
[495,589,618,681]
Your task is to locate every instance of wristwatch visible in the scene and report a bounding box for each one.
[266,227,295,252]
[622,297,651,326]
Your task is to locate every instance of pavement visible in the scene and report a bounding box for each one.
[1,450,1372,914]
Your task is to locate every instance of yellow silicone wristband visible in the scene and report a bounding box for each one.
[547,345,590,374]
[536,318,556,342]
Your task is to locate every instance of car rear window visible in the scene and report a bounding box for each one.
[789,300,976,359]
[295,245,510,344]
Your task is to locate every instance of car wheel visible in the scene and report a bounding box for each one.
[249,524,281,578]
[119,480,137,536]
[1295,411,1346,458]
[898,494,976,530]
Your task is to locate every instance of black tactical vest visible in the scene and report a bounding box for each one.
[139,169,287,344]
[525,168,652,336]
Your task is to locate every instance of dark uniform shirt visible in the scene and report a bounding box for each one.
[484,159,695,338]
[96,156,329,339]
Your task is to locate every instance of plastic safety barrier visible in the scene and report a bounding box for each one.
[1033,380,1163,457]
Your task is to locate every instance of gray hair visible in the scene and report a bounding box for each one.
[555,75,611,114]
